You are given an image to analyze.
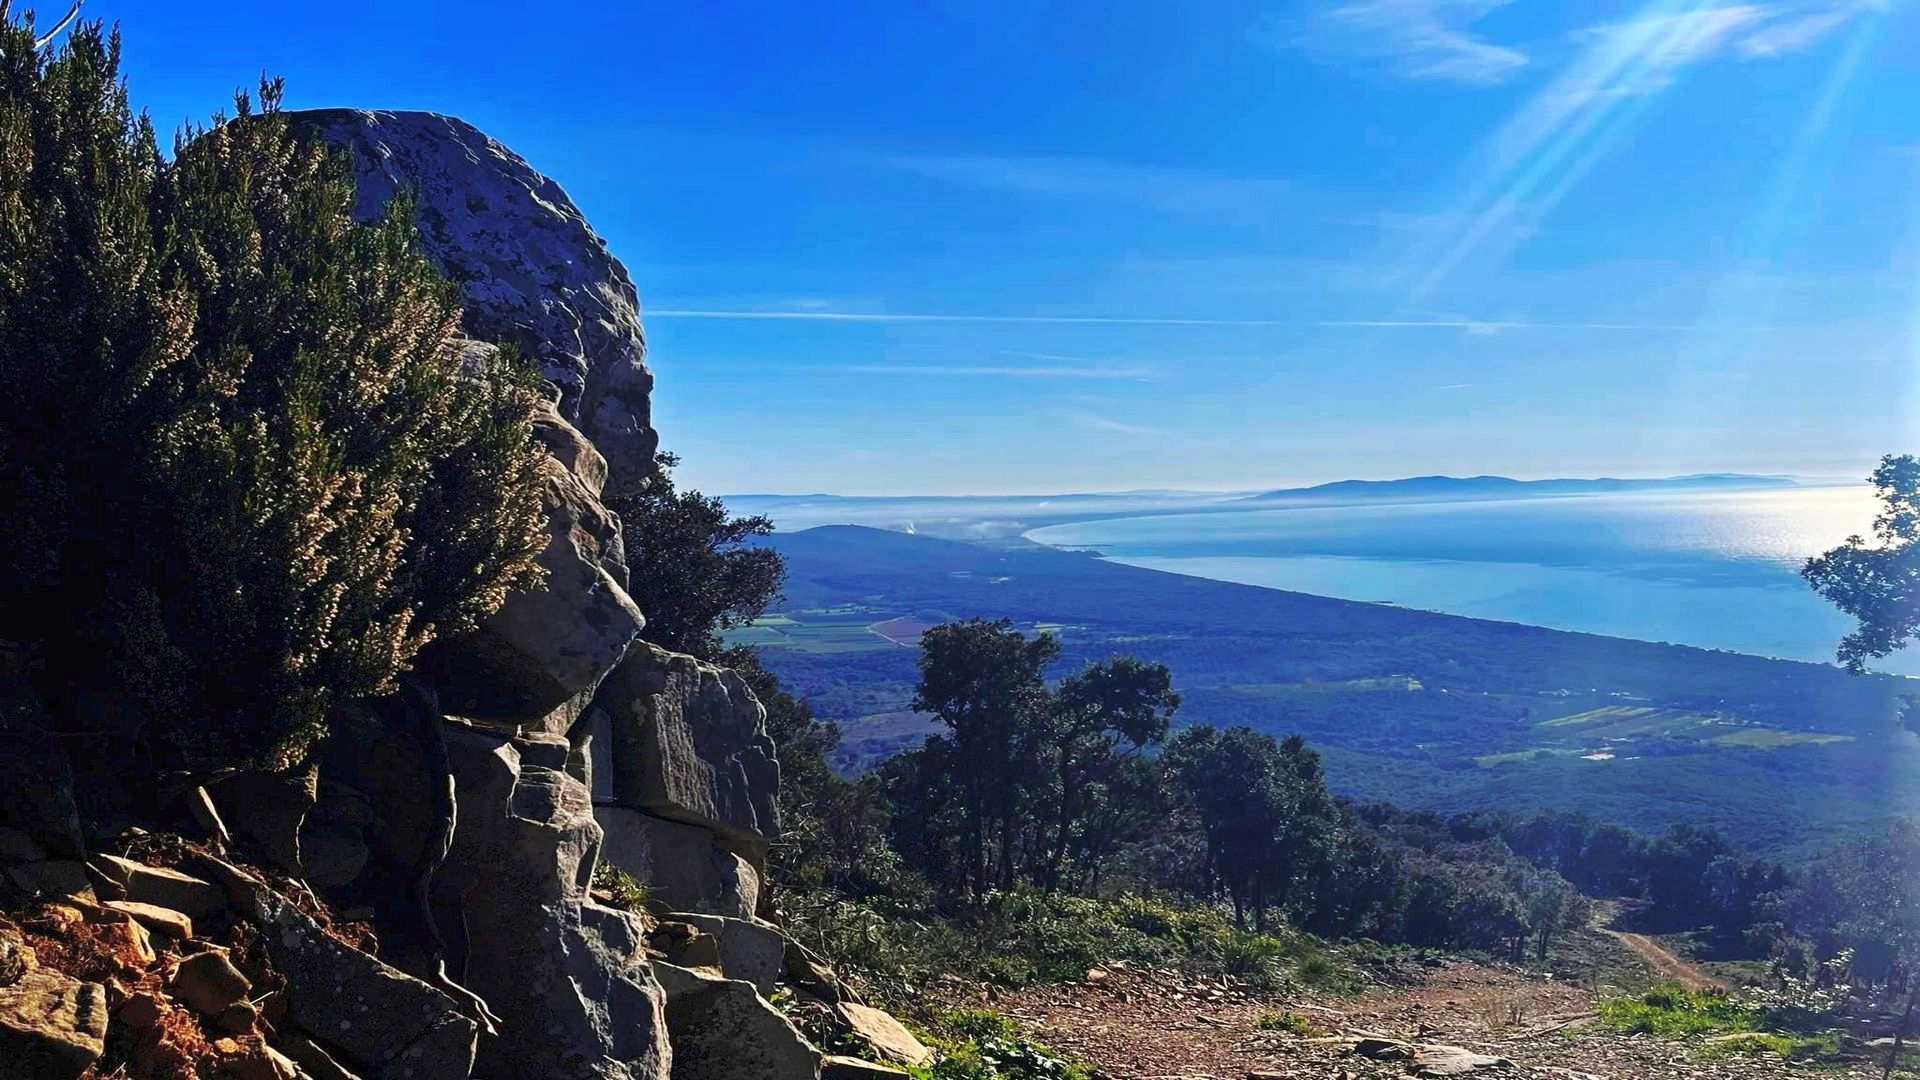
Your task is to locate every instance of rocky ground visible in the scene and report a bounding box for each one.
[965,937,1906,1080]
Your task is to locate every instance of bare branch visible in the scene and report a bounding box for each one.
[31,0,81,49]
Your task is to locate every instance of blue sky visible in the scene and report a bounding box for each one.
[90,0,1920,494]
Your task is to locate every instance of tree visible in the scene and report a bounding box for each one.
[610,452,783,659]
[1162,725,1296,927]
[1039,656,1179,894]
[0,17,548,774]
[1805,455,1920,673]
[909,618,1060,899]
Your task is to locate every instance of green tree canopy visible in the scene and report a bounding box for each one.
[1805,454,1920,673]
[611,452,784,660]
[0,15,548,772]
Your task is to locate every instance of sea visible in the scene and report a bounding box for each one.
[1023,484,1919,675]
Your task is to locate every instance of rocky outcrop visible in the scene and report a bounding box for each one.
[584,643,781,926]
[210,859,480,1080]
[286,110,659,733]
[0,108,943,1080]
[587,644,780,847]
[433,721,669,1080]
[287,109,658,493]
[413,352,644,731]
[594,808,759,920]
[427,441,645,729]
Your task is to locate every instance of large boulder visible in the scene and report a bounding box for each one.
[667,913,785,996]
[288,109,658,493]
[433,721,670,1080]
[653,963,819,1080]
[425,445,644,729]
[586,644,779,849]
[594,807,759,920]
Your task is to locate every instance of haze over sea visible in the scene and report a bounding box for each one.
[1024,484,1915,676]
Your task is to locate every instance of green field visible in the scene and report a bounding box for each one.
[1539,705,1726,737]
[1709,728,1854,749]
[1513,704,1856,760]
[1228,675,1425,695]
[725,612,902,653]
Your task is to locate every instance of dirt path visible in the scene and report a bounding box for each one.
[1587,901,1721,992]
[1601,929,1719,991]
[964,958,1886,1079]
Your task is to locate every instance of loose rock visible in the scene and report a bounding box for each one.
[0,966,107,1079]
[832,1002,934,1068]
[171,949,252,1016]
[104,899,194,940]
[93,854,227,920]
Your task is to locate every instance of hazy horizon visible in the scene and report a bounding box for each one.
[720,468,1860,501]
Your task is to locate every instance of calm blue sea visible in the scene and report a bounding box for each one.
[1025,485,1919,675]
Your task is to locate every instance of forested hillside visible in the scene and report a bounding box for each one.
[743,525,1913,855]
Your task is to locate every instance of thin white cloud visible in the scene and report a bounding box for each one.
[1736,3,1875,57]
[884,153,1295,216]
[1281,0,1529,85]
[1064,411,1164,437]
[1568,3,1873,88]
[1282,1,1868,92]
[829,363,1156,380]
[647,308,1766,331]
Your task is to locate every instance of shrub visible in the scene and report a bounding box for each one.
[0,16,547,772]
[1256,1011,1312,1035]
[591,862,653,912]
[911,1008,1093,1080]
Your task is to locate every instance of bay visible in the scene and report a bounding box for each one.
[1024,484,1918,675]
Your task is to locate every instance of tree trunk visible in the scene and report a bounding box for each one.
[1884,977,1915,1080]
[1044,755,1077,897]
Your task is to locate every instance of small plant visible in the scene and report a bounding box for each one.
[1293,952,1345,991]
[910,1008,1094,1080]
[591,862,653,912]
[1256,1011,1312,1035]
[1598,983,1759,1036]
[939,1009,1020,1042]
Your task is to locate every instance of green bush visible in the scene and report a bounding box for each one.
[0,16,547,772]
[910,1008,1093,1080]
[784,886,1363,1009]
[1256,1011,1312,1035]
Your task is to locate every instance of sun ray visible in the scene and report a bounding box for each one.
[1399,0,1881,307]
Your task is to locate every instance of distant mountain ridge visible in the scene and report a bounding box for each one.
[1241,473,1797,503]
